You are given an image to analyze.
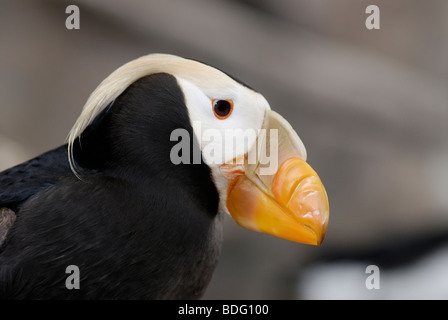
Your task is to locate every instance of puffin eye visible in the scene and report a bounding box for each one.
[212,99,233,120]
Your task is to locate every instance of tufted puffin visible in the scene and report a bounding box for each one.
[0,54,329,299]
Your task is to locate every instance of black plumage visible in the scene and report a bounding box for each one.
[0,73,221,299]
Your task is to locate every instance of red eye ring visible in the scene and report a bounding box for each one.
[212,99,233,120]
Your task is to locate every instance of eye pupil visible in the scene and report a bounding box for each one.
[216,101,229,114]
[213,100,233,119]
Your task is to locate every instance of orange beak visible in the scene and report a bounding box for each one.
[221,111,329,245]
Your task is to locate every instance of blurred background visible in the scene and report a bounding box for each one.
[1,0,448,299]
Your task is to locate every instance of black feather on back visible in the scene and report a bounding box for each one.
[0,145,72,212]
[0,73,221,299]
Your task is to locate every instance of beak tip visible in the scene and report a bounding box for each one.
[315,233,326,246]
[314,214,329,246]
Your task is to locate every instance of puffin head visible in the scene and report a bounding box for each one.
[68,54,329,246]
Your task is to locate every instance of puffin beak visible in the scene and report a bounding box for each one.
[221,110,329,245]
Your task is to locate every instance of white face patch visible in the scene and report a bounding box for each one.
[175,77,269,166]
[174,76,270,213]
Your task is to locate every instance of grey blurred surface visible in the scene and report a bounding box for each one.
[1,0,447,299]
